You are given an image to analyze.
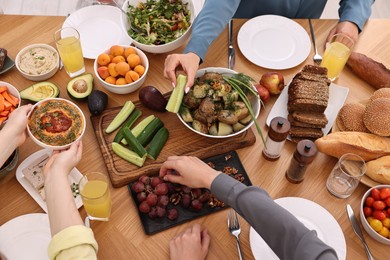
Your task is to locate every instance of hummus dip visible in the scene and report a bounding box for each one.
[28,99,84,147]
[19,47,58,75]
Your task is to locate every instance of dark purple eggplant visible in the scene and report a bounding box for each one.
[139,86,167,112]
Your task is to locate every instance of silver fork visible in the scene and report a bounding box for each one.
[308,19,322,65]
[228,209,244,260]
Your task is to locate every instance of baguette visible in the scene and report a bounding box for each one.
[315,132,390,161]
[346,52,390,89]
[366,156,390,184]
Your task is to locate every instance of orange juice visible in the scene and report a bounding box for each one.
[56,36,85,76]
[81,179,111,220]
[320,41,351,80]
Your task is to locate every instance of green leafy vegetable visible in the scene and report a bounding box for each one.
[125,0,191,45]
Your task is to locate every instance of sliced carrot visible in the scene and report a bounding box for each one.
[2,91,18,107]
[8,93,19,106]
[0,86,7,93]
[0,94,4,111]
[0,110,9,117]
[0,117,6,125]
[9,106,15,112]
[3,100,12,111]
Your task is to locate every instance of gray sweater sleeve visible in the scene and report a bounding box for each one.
[210,174,338,260]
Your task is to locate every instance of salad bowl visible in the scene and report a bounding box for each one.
[121,0,195,53]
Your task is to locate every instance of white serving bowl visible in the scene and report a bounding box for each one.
[0,81,21,126]
[94,45,149,94]
[360,184,390,245]
[27,98,86,150]
[15,43,59,81]
[177,67,261,138]
[121,0,195,54]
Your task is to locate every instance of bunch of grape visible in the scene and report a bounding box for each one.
[131,175,211,220]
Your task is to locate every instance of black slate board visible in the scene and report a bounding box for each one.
[127,150,252,235]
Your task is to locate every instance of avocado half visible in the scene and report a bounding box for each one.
[67,73,94,101]
[20,82,60,102]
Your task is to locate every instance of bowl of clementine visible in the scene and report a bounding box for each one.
[94,45,149,94]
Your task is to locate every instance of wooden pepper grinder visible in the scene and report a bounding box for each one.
[262,117,290,161]
[285,139,318,183]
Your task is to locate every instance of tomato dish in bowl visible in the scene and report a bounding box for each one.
[27,98,85,150]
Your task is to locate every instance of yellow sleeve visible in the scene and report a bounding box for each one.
[48,225,98,260]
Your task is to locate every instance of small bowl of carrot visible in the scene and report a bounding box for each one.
[0,81,21,126]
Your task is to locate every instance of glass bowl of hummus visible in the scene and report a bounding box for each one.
[15,43,59,81]
[27,98,86,150]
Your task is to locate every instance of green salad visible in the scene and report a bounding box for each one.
[126,0,191,45]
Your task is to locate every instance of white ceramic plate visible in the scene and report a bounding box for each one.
[266,82,349,138]
[0,213,51,260]
[237,15,311,69]
[16,149,83,213]
[249,197,346,260]
[63,5,132,59]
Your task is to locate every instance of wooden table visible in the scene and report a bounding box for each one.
[1,15,389,260]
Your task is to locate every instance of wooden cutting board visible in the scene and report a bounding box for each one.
[91,98,256,188]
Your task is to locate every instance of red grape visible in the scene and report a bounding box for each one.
[132,181,145,193]
[151,177,164,188]
[158,195,169,207]
[181,194,191,208]
[146,193,158,206]
[139,201,151,214]
[156,206,166,218]
[155,183,168,195]
[167,208,179,221]
[139,175,151,185]
[137,191,147,202]
[148,207,157,219]
[190,199,203,212]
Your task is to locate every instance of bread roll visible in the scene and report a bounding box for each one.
[363,98,390,136]
[366,156,390,184]
[370,88,390,102]
[336,102,369,132]
[315,132,390,161]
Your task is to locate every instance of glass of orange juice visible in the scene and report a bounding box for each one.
[54,27,85,78]
[320,33,354,81]
[79,172,111,221]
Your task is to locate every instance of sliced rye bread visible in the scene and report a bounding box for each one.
[288,79,329,101]
[290,111,328,126]
[293,71,331,85]
[302,64,328,75]
[288,98,328,113]
[288,115,327,128]
[289,126,324,139]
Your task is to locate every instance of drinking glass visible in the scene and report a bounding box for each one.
[326,153,366,199]
[320,33,354,81]
[54,27,85,77]
[79,172,111,221]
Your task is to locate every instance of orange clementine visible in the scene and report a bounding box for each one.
[133,65,145,76]
[97,53,111,66]
[127,54,141,68]
[110,45,125,57]
[124,47,137,58]
[116,77,127,85]
[105,76,117,85]
[115,61,130,76]
[112,55,126,64]
[108,63,119,77]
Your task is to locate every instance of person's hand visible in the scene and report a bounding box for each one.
[159,156,220,189]
[325,21,359,47]
[164,52,201,93]
[43,140,83,179]
[3,104,32,147]
[170,224,210,260]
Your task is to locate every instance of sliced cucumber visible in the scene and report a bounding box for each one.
[137,117,164,146]
[166,74,187,113]
[121,115,155,145]
[112,142,146,167]
[105,101,135,134]
[113,109,142,143]
[122,128,147,157]
[147,127,169,160]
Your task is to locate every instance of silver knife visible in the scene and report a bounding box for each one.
[346,204,375,260]
[228,19,235,70]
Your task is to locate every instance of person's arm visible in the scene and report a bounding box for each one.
[325,0,374,43]
[0,104,31,167]
[211,174,338,260]
[164,0,240,90]
[43,141,98,260]
[160,156,338,260]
